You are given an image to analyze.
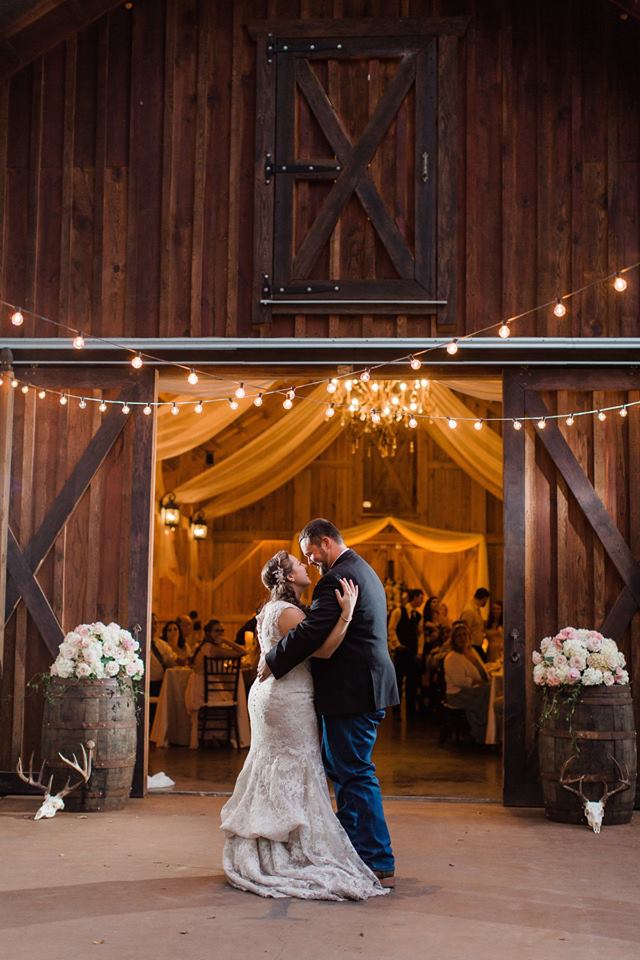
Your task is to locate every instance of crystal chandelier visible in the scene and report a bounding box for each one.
[332,378,431,458]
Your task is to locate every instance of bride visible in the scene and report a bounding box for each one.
[220,550,387,900]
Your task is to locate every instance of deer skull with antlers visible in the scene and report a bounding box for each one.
[560,755,631,833]
[17,741,94,820]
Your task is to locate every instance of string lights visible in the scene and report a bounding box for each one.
[1,259,639,431]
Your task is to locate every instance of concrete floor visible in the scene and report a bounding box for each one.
[150,713,503,799]
[1,794,638,960]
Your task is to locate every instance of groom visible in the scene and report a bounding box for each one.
[258,518,399,887]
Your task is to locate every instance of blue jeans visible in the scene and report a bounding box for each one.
[321,710,394,873]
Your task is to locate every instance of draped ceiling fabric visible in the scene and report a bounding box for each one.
[422,382,503,500]
[161,378,503,516]
[173,386,343,516]
[156,375,275,461]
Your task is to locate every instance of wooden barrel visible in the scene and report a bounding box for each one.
[41,677,137,812]
[539,684,637,825]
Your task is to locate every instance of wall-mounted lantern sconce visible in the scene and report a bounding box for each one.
[189,510,208,541]
[160,492,180,530]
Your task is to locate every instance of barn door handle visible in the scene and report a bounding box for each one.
[509,628,523,664]
[420,151,429,182]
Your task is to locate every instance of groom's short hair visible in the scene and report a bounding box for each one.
[299,518,344,545]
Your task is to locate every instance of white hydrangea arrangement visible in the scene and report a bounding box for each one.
[532,627,629,688]
[50,622,144,683]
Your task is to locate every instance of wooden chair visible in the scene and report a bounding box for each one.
[434,659,470,745]
[198,656,241,748]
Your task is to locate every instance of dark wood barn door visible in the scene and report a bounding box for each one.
[503,368,640,805]
[0,366,156,797]
[249,17,471,322]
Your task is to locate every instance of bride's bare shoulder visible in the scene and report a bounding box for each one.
[277,603,306,635]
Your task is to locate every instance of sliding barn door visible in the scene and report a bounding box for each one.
[503,368,640,805]
[0,367,156,796]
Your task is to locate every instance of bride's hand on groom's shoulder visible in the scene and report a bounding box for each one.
[335,578,358,622]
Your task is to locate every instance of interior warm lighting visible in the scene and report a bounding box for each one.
[446,340,459,355]
[253,394,263,407]
[474,419,484,431]
[190,511,208,541]
[597,410,606,422]
[188,369,199,385]
[171,402,179,416]
[160,492,180,530]
[498,323,510,339]
[194,402,203,414]
[143,404,152,415]
[565,414,574,426]
[228,397,239,410]
[72,333,85,349]
[537,418,546,429]
[360,369,371,381]
[99,401,107,412]
[235,383,246,398]
[614,273,627,292]
[79,398,87,409]
[448,417,457,429]
[512,419,522,430]
[409,356,421,370]
[131,353,143,369]
[553,298,567,318]
[619,406,628,418]
[10,309,24,326]
[59,395,68,406]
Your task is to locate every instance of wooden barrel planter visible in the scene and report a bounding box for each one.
[41,677,137,812]
[539,684,637,825]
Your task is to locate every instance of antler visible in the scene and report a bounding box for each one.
[559,755,587,803]
[16,753,54,795]
[600,755,631,805]
[56,741,94,799]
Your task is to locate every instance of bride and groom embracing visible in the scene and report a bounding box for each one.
[220,518,400,900]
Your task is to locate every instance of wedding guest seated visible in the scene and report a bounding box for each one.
[162,619,188,661]
[190,619,245,672]
[459,588,490,662]
[177,613,197,656]
[443,621,491,744]
[485,601,504,663]
[149,613,177,695]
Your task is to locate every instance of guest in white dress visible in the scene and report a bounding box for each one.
[444,621,490,743]
[220,550,387,901]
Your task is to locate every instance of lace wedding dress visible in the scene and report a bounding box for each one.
[220,599,387,900]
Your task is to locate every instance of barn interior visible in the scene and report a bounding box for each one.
[149,370,504,798]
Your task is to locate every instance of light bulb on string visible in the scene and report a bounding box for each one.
[498,322,511,339]
[143,404,152,415]
[446,339,459,356]
[253,393,263,407]
[619,406,628,418]
[20,384,29,394]
[344,380,353,392]
[326,403,336,418]
[59,394,68,406]
[409,355,421,370]
[327,379,338,394]
[99,401,107,412]
[597,410,607,422]
[79,398,87,409]
[566,413,575,426]
[408,416,418,429]
[614,273,628,292]
[228,397,239,410]
[235,383,246,399]
[283,397,293,410]
[10,308,24,326]
[122,403,130,415]
[448,417,457,429]
[38,389,46,400]
[360,369,371,382]
[474,419,484,431]
[553,298,567,318]
[371,411,381,424]
[537,418,546,429]
[187,369,199,385]
[171,402,180,416]
[73,333,85,350]
[512,419,522,431]
[194,401,203,414]
[286,388,296,401]
[131,353,143,369]
[11,378,18,388]
[371,381,379,393]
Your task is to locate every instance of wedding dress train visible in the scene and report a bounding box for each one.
[220,599,387,900]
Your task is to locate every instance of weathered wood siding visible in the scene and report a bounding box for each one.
[0,0,638,339]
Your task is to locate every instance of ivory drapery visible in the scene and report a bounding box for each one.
[422,382,503,500]
[156,376,275,461]
[173,386,343,514]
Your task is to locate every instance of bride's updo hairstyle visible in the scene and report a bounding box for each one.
[261,550,306,611]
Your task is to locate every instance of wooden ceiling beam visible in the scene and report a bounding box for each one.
[0,0,124,79]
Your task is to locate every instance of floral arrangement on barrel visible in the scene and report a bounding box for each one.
[532,627,629,726]
[50,622,144,687]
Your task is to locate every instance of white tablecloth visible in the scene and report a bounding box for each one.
[150,666,251,750]
[485,671,504,745]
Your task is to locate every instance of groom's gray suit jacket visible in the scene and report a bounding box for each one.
[264,549,399,716]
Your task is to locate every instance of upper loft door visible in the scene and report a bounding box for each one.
[250,19,465,323]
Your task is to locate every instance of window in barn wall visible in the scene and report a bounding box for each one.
[252,26,444,322]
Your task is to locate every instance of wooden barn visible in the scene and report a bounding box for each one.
[1,0,639,808]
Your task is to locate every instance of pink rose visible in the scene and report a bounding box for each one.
[532,651,542,665]
[567,667,581,683]
[545,668,560,687]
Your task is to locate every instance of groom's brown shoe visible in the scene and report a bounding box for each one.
[373,870,395,889]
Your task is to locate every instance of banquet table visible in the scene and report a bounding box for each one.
[150,665,250,750]
[485,669,504,745]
